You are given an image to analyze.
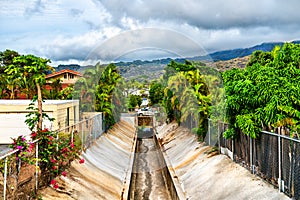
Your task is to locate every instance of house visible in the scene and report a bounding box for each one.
[0,100,79,144]
[46,69,83,89]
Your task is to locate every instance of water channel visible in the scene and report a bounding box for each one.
[129,127,173,200]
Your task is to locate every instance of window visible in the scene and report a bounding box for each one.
[69,74,74,79]
[64,74,67,79]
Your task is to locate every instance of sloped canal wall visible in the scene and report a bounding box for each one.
[156,122,289,200]
[41,120,136,200]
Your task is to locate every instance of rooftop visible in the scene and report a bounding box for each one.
[46,69,83,79]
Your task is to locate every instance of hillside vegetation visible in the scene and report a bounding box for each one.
[223,42,300,138]
[50,41,300,81]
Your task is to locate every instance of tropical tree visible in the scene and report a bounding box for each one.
[43,78,62,99]
[223,42,300,138]
[162,60,211,139]
[73,62,104,112]
[59,85,74,100]
[4,68,22,99]
[0,49,19,70]
[149,81,164,105]
[128,94,142,110]
[95,63,122,127]
[113,78,127,119]
[5,54,53,129]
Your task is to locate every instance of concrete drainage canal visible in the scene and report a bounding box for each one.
[128,117,179,200]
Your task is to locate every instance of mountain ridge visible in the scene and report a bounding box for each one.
[54,40,300,71]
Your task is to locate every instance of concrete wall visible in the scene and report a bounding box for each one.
[153,134,180,200]
[0,100,79,144]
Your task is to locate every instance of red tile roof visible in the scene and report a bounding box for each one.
[46,69,83,79]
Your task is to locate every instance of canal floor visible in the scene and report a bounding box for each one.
[129,138,172,200]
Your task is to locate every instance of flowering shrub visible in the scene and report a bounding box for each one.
[9,135,35,164]
[10,128,84,190]
[30,128,83,183]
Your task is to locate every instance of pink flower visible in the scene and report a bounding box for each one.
[50,158,56,163]
[52,166,57,170]
[17,146,23,150]
[70,143,75,148]
[61,171,67,177]
[31,132,37,137]
[50,179,56,185]
[53,183,59,189]
[42,128,49,132]
[79,158,85,164]
[48,136,54,141]
[27,143,35,152]
[61,147,68,153]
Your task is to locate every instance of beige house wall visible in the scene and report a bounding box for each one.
[0,100,79,144]
[47,73,81,85]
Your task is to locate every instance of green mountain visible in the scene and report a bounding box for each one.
[53,40,300,74]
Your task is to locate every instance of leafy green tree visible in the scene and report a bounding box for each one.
[162,87,175,122]
[43,78,62,99]
[4,67,21,99]
[162,61,211,139]
[95,63,122,127]
[59,85,74,100]
[6,55,52,129]
[223,42,300,138]
[128,94,142,110]
[73,63,104,112]
[0,49,19,71]
[149,81,164,105]
[112,78,127,119]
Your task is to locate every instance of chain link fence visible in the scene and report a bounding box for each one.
[215,122,300,200]
[0,113,104,200]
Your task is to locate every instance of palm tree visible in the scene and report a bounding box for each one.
[73,62,105,112]
[95,63,121,127]
[167,73,188,124]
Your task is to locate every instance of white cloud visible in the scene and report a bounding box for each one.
[1,0,300,65]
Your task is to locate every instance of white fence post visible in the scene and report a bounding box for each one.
[35,141,39,191]
[71,126,74,144]
[232,139,234,161]
[3,157,8,200]
[278,127,282,192]
[250,137,253,173]
[81,122,84,150]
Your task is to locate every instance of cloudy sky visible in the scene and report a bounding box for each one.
[1,0,300,66]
